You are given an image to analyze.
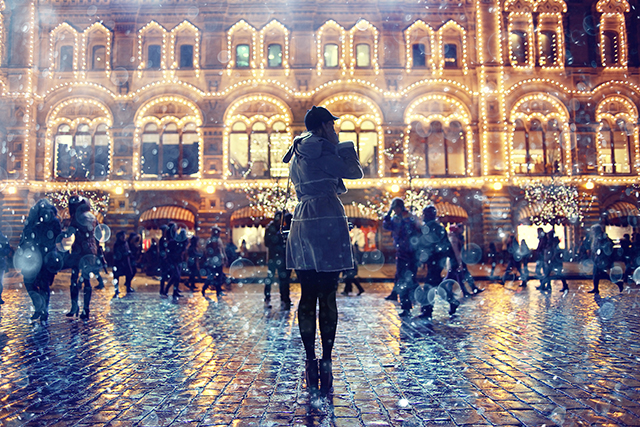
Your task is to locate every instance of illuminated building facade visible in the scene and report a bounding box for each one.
[1,0,639,255]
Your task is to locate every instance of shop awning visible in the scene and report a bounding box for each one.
[603,201,640,226]
[516,203,543,224]
[139,205,195,229]
[435,202,468,224]
[230,206,272,227]
[344,204,379,227]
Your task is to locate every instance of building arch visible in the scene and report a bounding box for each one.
[226,20,258,76]
[133,96,203,180]
[44,98,114,182]
[595,96,638,175]
[48,22,80,77]
[316,20,348,76]
[508,93,570,176]
[404,20,437,72]
[404,93,473,177]
[223,94,293,179]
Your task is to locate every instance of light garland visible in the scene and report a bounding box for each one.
[404,20,436,73]
[45,187,110,216]
[243,181,298,218]
[523,179,583,225]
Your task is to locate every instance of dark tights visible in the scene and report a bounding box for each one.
[296,270,339,361]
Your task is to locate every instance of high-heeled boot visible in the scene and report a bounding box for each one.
[319,358,333,396]
[66,282,80,317]
[305,359,319,395]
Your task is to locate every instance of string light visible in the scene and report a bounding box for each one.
[316,20,348,76]
[597,0,630,70]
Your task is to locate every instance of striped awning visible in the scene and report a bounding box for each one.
[516,203,543,224]
[435,202,468,224]
[230,206,272,227]
[344,204,379,227]
[603,201,640,226]
[139,205,195,229]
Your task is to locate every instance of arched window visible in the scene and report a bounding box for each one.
[412,43,427,67]
[55,123,110,180]
[443,44,457,68]
[602,31,619,66]
[513,119,564,175]
[179,44,193,68]
[141,121,200,178]
[270,121,289,177]
[445,121,466,175]
[147,44,161,69]
[358,120,378,177]
[539,31,556,65]
[512,120,528,174]
[600,120,631,173]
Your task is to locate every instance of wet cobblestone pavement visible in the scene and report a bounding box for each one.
[1,272,640,426]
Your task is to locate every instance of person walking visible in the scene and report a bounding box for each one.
[264,211,292,309]
[501,233,526,287]
[64,195,99,320]
[112,230,135,297]
[487,242,498,280]
[383,198,421,315]
[589,224,623,294]
[127,232,142,281]
[16,199,63,323]
[538,229,569,292]
[534,227,546,278]
[283,105,363,400]
[416,205,460,320]
[449,223,484,295]
[202,226,227,299]
[342,243,364,296]
[185,235,202,291]
[0,229,10,305]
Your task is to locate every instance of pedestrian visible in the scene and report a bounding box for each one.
[538,229,569,292]
[145,238,159,277]
[15,199,63,323]
[113,230,135,297]
[64,195,99,320]
[93,243,107,290]
[0,229,10,305]
[240,239,248,258]
[203,226,227,299]
[415,205,459,319]
[185,235,202,291]
[519,239,531,285]
[264,211,292,309]
[382,197,421,314]
[619,233,633,285]
[534,227,546,277]
[225,239,239,267]
[283,105,363,400]
[501,233,526,287]
[487,242,498,280]
[341,244,364,296]
[127,232,142,280]
[449,223,484,295]
[589,224,623,294]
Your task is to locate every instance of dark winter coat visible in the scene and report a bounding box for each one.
[113,239,134,277]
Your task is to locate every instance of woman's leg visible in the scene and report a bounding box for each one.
[297,270,320,360]
[317,272,339,361]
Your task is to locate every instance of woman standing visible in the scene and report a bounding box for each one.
[283,106,363,399]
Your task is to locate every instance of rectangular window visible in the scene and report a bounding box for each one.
[147,44,161,69]
[236,44,250,68]
[59,45,73,71]
[510,31,527,65]
[180,44,194,68]
[539,31,556,65]
[324,44,339,68]
[92,45,106,70]
[444,44,457,68]
[412,43,426,67]
[356,44,370,67]
[267,44,282,67]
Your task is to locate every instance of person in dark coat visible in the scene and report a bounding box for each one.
[382,197,421,316]
[225,240,239,267]
[619,233,633,285]
[487,242,498,280]
[127,232,142,279]
[15,199,63,322]
[65,195,99,320]
[0,230,10,305]
[202,226,227,299]
[185,235,202,291]
[264,210,292,309]
[534,227,546,277]
[145,238,159,277]
[113,230,135,297]
[589,224,623,294]
[538,229,569,292]
[449,223,484,295]
[160,223,185,298]
[416,205,460,320]
[283,105,363,400]
[500,234,527,287]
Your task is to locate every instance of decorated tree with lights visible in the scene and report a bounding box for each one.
[243,180,298,221]
[45,188,110,217]
[523,180,583,225]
